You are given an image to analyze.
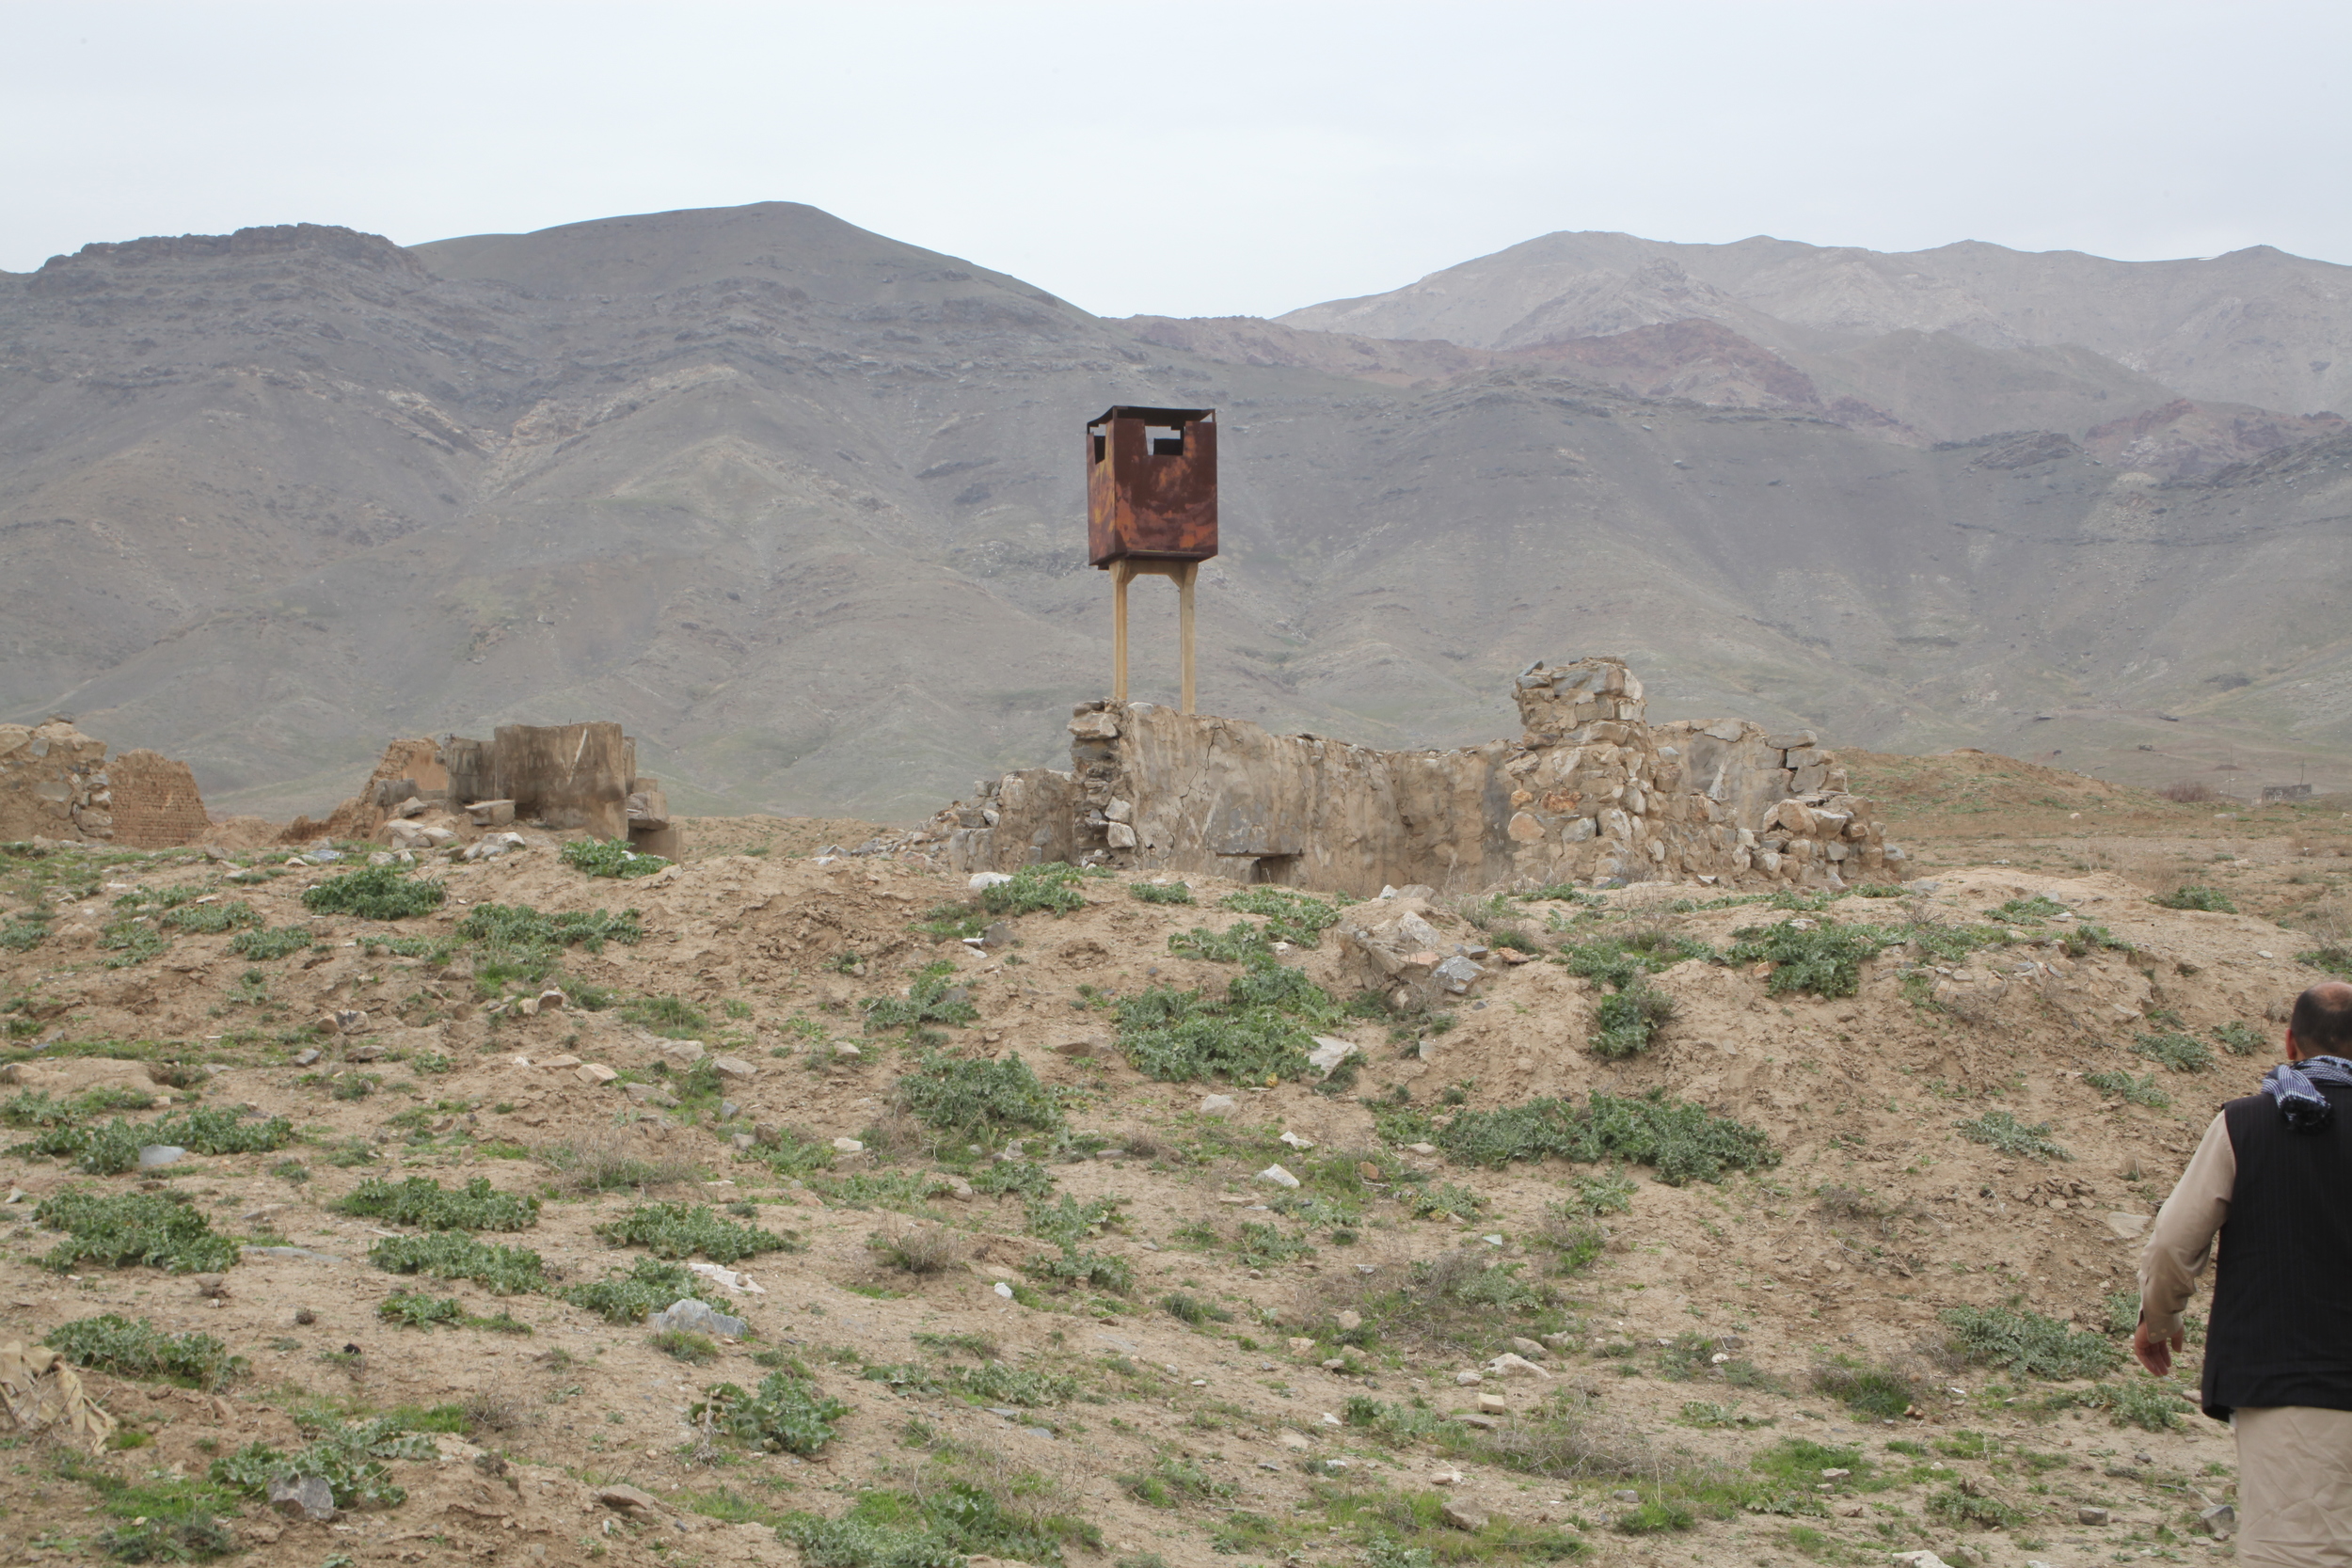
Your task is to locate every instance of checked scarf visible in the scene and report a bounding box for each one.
[2262,1054,2352,1132]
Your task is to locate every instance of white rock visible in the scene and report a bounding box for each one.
[1279,1131,1315,1149]
[1487,1353,1550,1379]
[687,1262,766,1295]
[1105,822,1138,848]
[1454,1370,1483,1386]
[1256,1164,1301,1189]
[993,1281,1014,1299]
[969,873,1014,892]
[1307,1037,1359,1077]
[832,1137,866,1153]
[1198,1094,1237,1116]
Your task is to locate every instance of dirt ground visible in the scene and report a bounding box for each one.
[3,755,2348,1568]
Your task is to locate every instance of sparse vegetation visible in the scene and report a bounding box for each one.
[1434,1087,1777,1185]
[1722,919,1902,997]
[301,864,448,920]
[2085,1069,2171,1108]
[1942,1303,2121,1379]
[895,1051,1062,1138]
[34,1189,239,1274]
[561,838,669,879]
[335,1175,540,1231]
[593,1201,796,1262]
[1130,879,1193,904]
[2135,1029,2215,1072]
[44,1315,237,1389]
[694,1370,850,1455]
[978,862,1089,917]
[2152,884,2237,912]
[1955,1109,2070,1161]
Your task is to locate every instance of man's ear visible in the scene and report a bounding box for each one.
[2285,1028,2304,1063]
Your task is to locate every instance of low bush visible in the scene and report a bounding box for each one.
[158,1106,294,1156]
[2214,1021,2268,1055]
[457,903,644,989]
[2153,885,2237,913]
[594,1201,795,1263]
[1129,880,1193,905]
[211,1416,434,1510]
[1115,953,1341,1084]
[867,1224,968,1275]
[978,863,1088,918]
[1589,981,1674,1060]
[652,1328,721,1364]
[337,1176,540,1231]
[1217,886,1344,946]
[561,1258,713,1323]
[1435,1087,1778,1185]
[2135,1030,2215,1072]
[1954,1110,2069,1161]
[2047,1377,2192,1432]
[2085,1069,2171,1108]
[561,838,669,879]
[1558,930,1713,990]
[367,1231,547,1295]
[1810,1357,1921,1418]
[1722,919,1901,998]
[1160,1291,1233,1325]
[0,917,49,952]
[694,1370,850,1455]
[230,925,317,960]
[35,1190,238,1274]
[620,993,709,1037]
[782,1479,1088,1568]
[863,961,979,1034]
[301,865,447,921]
[44,1315,237,1389]
[160,900,260,935]
[896,1052,1062,1138]
[1942,1303,2121,1379]
[377,1291,468,1329]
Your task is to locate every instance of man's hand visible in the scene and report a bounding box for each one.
[2133,1319,2185,1377]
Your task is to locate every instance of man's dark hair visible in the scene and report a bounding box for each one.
[2291,983,2352,1055]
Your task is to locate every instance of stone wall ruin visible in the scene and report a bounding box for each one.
[309,724,678,857]
[933,657,1904,895]
[0,721,211,849]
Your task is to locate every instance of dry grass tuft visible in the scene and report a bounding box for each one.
[541,1126,701,1194]
[868,1221,969,1276]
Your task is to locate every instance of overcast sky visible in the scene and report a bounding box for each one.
[5,1,2344,319]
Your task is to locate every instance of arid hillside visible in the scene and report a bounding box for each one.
[6,208,2352,821]
[2,773,2347,1566]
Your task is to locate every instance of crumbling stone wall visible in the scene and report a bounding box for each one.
[310,724,670,852]
[106,751,211,849]
[0,721,115,843]
[935,657,1903,895]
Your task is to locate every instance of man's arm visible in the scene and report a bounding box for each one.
[2134,1109,2233,1376]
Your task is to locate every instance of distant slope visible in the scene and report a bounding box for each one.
[5,206,2352,820]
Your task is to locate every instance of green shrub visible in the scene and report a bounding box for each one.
[969,1160,1056,1200]
[159,901,260,935]
[457,903,645,990]
[1926,1483,2022,1529]
[1984,895,2068,924]
[978,863,1087,917]
[1435,1088,1778,1185]
[1942,1304,2121,1379]
[1810,1358,1920,1418]
[653,1328,721,1364]
[953,1361,1079,1406]
[211,1416,434,1510]
[1558,931,1713,990]
[99,916,169,967]
[561,1258,713,1323]
[1166,921,1272,963]
[1396,1182,1486,1221]
[621,993,709,1037]
[1589,981,1674,1060]
[1955,1110,2069,1161]
[1114,953,1339,1084]
[1161,1291,1233,1325]
[336,1176,540,1232]
[2214,1021,2268,1056]
[302,866,447,920]
[2059,923,2134,958]
[58,1456,240,1561]
[44,1315,236,1389]
[781,1479,1087,1568]
[2153,885,2236,912]
[230,926,317,960]
[367,1231,547,1294]
[694,1370,849,1454]
[863,961,979,1033]
[2135,1030,2215,1072]
[1722,919,1901,998]
[2298,943,2352,978]
[2085,1069,2170,1108]
[1130,880,1193,905]
[561,838,669,879]
[0,917,48,952]
[897,1052,1062,1137]
[377,1291,468,1329]
[594,1201,794,1263]
[1217,886,1343,946]
[2048,1377,2191,1432]
[156,1106,294,1156]
[35,1190,238,1274]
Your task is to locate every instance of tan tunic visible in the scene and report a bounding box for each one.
[2141,1107,2352,1566]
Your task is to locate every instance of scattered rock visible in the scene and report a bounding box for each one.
[1286,1338,1317,1355]
[1256,1164,1300,1189]
[1454,1370,1483,1386]
[1307,1037,1359,1077]
[710,1056,756,1079]
[651,1299,747,1338]
[1279,1131,1314,1149]
[1476,1393,1508,1414]
[1335,1310,1362,1333]
[833,1137,866,1154]
[136,1145,186,1169]
[1440,1500,1489,1532]
[2078,1506,2110,1526]
[1277,1431,1311,1450]
[1487,1353,1549,1379]
[2197,1503,2236,1538]
[596,1484,663,1516]
[267,1475,336,1522]
[1509,1337,1548,1359]
[574,1063,618,1085]
[1199,1094,1237,1116]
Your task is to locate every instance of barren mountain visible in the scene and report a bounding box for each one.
[4,206,2351,819]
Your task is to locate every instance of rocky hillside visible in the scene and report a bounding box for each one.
[5,207,2352,819]
[0,794,2344,1565]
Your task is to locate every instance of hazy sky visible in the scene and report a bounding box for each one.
[6,1,2345,319]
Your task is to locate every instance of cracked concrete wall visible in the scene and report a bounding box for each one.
[937,657,1905,895]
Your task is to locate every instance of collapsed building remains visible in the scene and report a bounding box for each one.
[306,722,679,857]
[0,720,210,849]
[934,658,1903,896]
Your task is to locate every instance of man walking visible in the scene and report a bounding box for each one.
[2137,980,2352,1565]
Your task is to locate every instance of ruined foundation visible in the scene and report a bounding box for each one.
[0,721,210,848]
[935,658,1902,896]
[308,723,677,857]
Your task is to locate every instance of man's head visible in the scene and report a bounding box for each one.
[2286,982,2352,1061]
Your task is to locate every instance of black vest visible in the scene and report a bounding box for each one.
[2203,1084,2352,1419]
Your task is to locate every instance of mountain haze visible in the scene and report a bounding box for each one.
[4,206,2350,819]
